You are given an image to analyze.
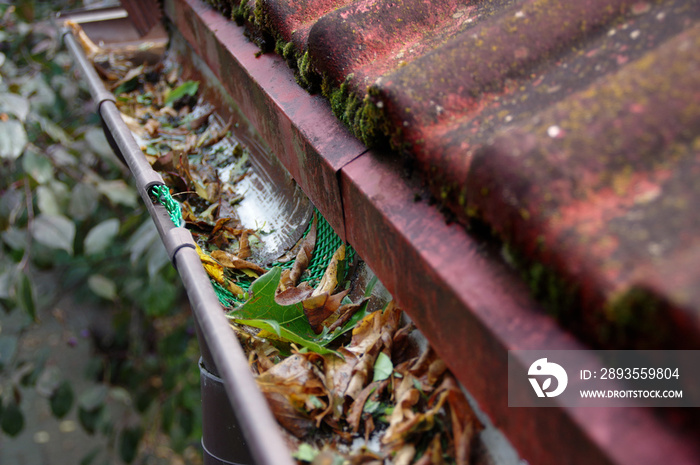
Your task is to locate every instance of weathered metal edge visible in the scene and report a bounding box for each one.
[64,30,295,465]
[340,152,700,465]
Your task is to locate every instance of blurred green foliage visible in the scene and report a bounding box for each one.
[0,2,202,463]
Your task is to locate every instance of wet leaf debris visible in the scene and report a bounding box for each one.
[73,23,483,464]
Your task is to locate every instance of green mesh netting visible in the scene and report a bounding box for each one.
[150,184,354,309]
[212,212,355,308]
[274,213,355,284]
[150,184,184,227]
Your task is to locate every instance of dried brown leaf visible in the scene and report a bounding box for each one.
[278,269,294,292]
[303,289,349,334]
[312,244,345,297]
[238,229,251,259]
[196,245,244,296]
[394,444,417,465]
[346,380,381,433]
[289,214,317,286]
[197,118,232,148]
[143,118,160,137]
[256,354,329,437]
[185,108,214,130]
[413,436,443,465]
[65,20,103,58]
[275,284,314,306]
[211,249,267,274]
[327,298,368,333]
[323,349,358,420]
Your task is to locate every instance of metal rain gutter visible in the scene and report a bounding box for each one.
[162,1,700,465]
[64,30,295,465]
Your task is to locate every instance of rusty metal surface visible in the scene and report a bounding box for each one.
[164,0,368,240]
[340,151,700,465]
[120,0,162,36]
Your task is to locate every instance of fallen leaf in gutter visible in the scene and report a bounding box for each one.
[276,285,314,306]
[312,244,345,297]
[196,245,244,296]
[346,380,380,433]
[238,229,251,259]
[288,213,317,286]
[327,298,368,333]
[256,353,329,437]
[144,118,160,137]
[211,249,267,274]
[302,289,349,334]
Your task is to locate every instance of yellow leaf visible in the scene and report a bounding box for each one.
[225,280,245,297]
[197,244,224,280]
[211,249,267,274]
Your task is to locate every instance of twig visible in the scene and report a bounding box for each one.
[18,177,34,271]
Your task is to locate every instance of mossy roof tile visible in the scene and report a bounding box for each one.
[211,0,700,347]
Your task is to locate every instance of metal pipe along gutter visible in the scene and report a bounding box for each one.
[64,30,295,465]
[162,1,700,465]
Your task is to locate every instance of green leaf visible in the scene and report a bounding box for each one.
[0,270,12,299]
[79,447,101,465]
[372,352,393,382]
[0,93,30,122]
[108,387,132,406]
[363,399,381,414]
[79,385,108,412]
[97,180,138,207]
[87,275,117,301]
[84,127,114,160]
[0,120,28,159]
[229,267,367,354]
[0,187,23,228]
[32,213,75,254]
[22,148,53,184]
[229,267,336,354]
[119,426,143,463]
[36,365,62,397]
[2,227,27,254]
[78,406,102,435]
[165,81,199,106]
[235,318,335,355]
[292,443,319,462]
[37,185,61,215]
[50,381,74,419]
[84,218,120,256]
[68,183,99,220]
[0,335,18,369]
[0,402,24,437]
[231,268,307,332]
[31,113,71,146]
[15,271,36,321]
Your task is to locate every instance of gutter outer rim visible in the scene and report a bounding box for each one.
[64,29,295,465]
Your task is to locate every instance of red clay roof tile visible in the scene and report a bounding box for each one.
[208,0,700,347]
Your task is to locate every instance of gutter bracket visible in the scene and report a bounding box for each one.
[164,227,197,266]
